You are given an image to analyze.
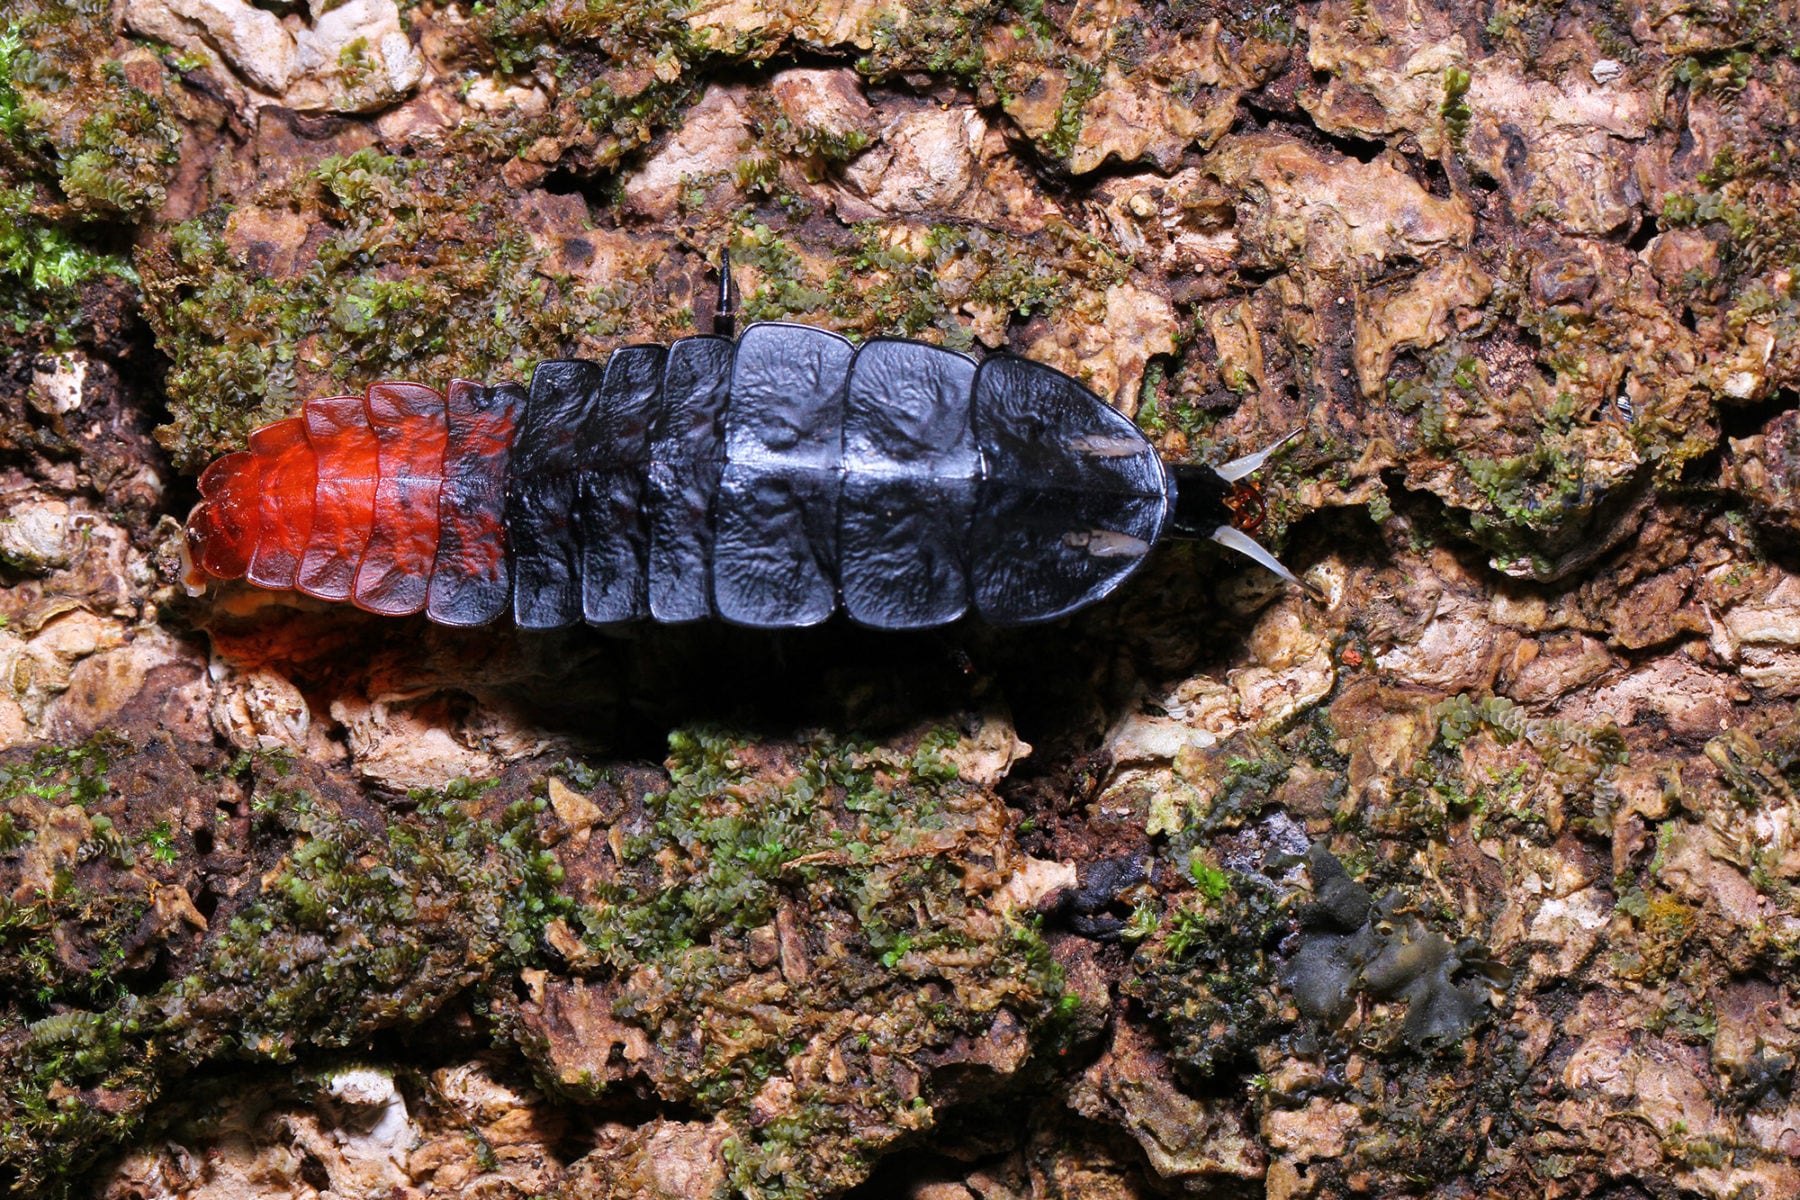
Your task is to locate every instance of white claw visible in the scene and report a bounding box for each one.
[1210,525,1303,588]
[1215,427,1304,482]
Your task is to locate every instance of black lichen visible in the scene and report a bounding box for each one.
[1282,845,1507,1053]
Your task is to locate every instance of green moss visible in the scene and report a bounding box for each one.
[554,727,1066,1200]
[1440,65,1471,148]
[1388,346,1481,452]
[731,223,837,321]
[143,150,643,470]
[475,0,701,71]
[0,736,174,1196]
[1674,48,1756,95]
[1128,862,1281,1081]
[1662,181,1800,283]
[0,997,157,1198]
[335,35,373,87]
[1042,59,1103,165]
[1610,890,1701,982]
[1435,693,1625,775]
[725,220,1122,351]
[577,729,977,973]
[734,90,874,190]
[855,0,1210,169]
[0,740,582,1195]
[1641,51,1800,411]
[1,11,177,218]
[0,736,116,812]
[182,781,567,1060]
[1188,854,1230,901]
[856,0,998,83]
[733,151,782,195]
[570,75,699,161]
[1133,359,1170,434]
[1460,440,1584,531]
[0,813,27,855]
[1158,743,1294,854]
[0,11,167,349]
[1389,330,1677,566]
[83,721,1005,1200]
[461,0,706,165]
[0,26,24,145]
[1361,694,1626,846]
[579,729,829,964]
[1484,0,1635,69]
[57,90,175,215]
[138,821,177,867]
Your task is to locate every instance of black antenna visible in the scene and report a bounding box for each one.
[713,248,736,338]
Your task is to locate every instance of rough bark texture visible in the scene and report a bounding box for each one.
[2,0,1799,1197]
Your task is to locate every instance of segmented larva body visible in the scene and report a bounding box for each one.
[187,321,1286,629]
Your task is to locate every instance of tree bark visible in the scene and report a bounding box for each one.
[2,0,1798,1197]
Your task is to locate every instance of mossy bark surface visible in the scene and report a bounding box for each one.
[2,0,1800,1197]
